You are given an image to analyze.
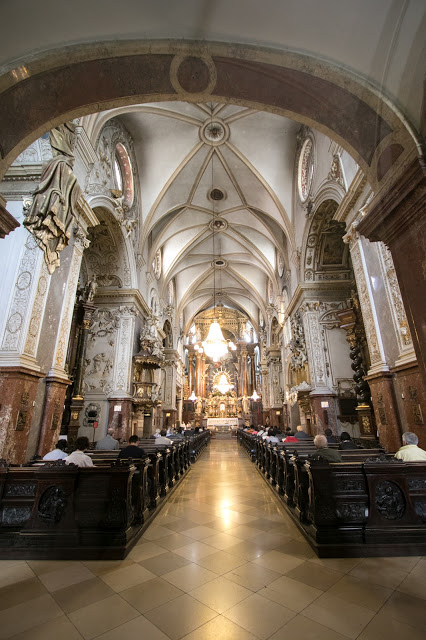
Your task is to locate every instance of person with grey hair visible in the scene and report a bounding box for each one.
[311,434,342,462]
[96,428,119,450]
[395,432,426,461]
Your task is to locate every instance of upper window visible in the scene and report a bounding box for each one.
[115,143,134,207]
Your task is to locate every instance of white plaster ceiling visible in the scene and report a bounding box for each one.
[113,101,297,326]
[1,1,424,129]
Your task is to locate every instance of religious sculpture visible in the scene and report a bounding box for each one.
[24,122,82,274]
[289,311,308,370]
[83,274,98,303]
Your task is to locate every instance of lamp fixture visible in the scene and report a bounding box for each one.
[188,390,197,402]
[250,389,261,402]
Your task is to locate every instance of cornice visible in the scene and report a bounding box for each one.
[94,288,150,316]
[357,158,426,246]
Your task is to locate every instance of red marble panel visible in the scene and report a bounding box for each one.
[0,367,44,464]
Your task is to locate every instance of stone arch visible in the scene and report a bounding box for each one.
[0,41,418,194]
[82,202,136,290]
[301,199,349,284]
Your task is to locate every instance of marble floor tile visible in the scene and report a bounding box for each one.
[51,577,115,613]
[120,576,184,614]
[0,593,63,639]
[223,592,295,640]
[224,561,282,591]
[144,593,217,640]
[180,614,258,640]
[100,563,156,592]
[94,614,171,640]
[286,560,344,590]
[0,577,47,612]
[189,575,253,613]
[9,615,84,640]
[163,562,218,592]
[326,574,393,611]
[259,574,323,612]
[302,591,376,639]
[269,614,348,640]
[68,594,139,640]
[139,550,191,576]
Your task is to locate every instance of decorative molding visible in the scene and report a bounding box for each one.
[0,195,20,237]
[377,242,416,365]
[344,227,389,374]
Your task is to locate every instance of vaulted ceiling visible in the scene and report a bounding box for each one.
[110,102,299,327]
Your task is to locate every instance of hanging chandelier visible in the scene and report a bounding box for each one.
[250,389,261,401]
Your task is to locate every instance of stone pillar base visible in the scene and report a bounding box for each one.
[66,397,85,447]
[37,376,71,458]
[0,366,44,464]
[309,394,338,435]
[107,398,133,442]
[366,371,401,451]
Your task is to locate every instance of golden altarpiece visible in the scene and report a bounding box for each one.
[184,305,259,426]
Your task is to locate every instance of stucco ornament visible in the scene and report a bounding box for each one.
[24,122,82,274]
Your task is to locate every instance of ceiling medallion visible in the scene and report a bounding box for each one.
[200,118,230,146]
[212,258,227,268]
[209,217,228,231]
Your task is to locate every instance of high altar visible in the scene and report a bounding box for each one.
[183,306,260,427]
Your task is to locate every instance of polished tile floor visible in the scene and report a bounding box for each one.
[1,439,426,639]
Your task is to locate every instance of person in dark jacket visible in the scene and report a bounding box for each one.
[311,434,342,462]
[325,428,338,444]
[295,425,309,439]
[338,431,359,450]
[118,435,146,459]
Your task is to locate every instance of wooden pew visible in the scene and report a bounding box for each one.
[304,458,426,555]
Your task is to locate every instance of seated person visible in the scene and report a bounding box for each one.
[65,436,94,467]
[338,431,359,450]
[283,427,298,443]
[118,435,146,459]
[395,431,426,461]
[155,429,173,444]
[310,434,342,462]
[43,439,68,461]
[153,428,161,438]
[96,428,119,450]
[325,428,338,444]
[295,425,309,439]
[267,427,280,443]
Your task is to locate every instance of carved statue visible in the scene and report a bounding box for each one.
[289,311,308,371]
[24,122,82,274]
[83,274,98,303]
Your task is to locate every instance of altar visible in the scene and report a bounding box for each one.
[206,417,240,432]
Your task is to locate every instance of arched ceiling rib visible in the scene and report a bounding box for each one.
[108,101,299,327]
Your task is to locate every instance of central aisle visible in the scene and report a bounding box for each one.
[130,439,425,639]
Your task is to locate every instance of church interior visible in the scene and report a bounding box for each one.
[0,1,425,638]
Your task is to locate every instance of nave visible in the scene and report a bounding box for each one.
[0,439,425,640]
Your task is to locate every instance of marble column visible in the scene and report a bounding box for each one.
[357,159,426,384]
[37,227,90,457]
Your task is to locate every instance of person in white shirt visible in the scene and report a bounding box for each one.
[43,439,67,461]
[395,432,426,462]
[65,436,94,467]
[155,429,173,445]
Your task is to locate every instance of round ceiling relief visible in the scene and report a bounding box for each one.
[200,118,230,146]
